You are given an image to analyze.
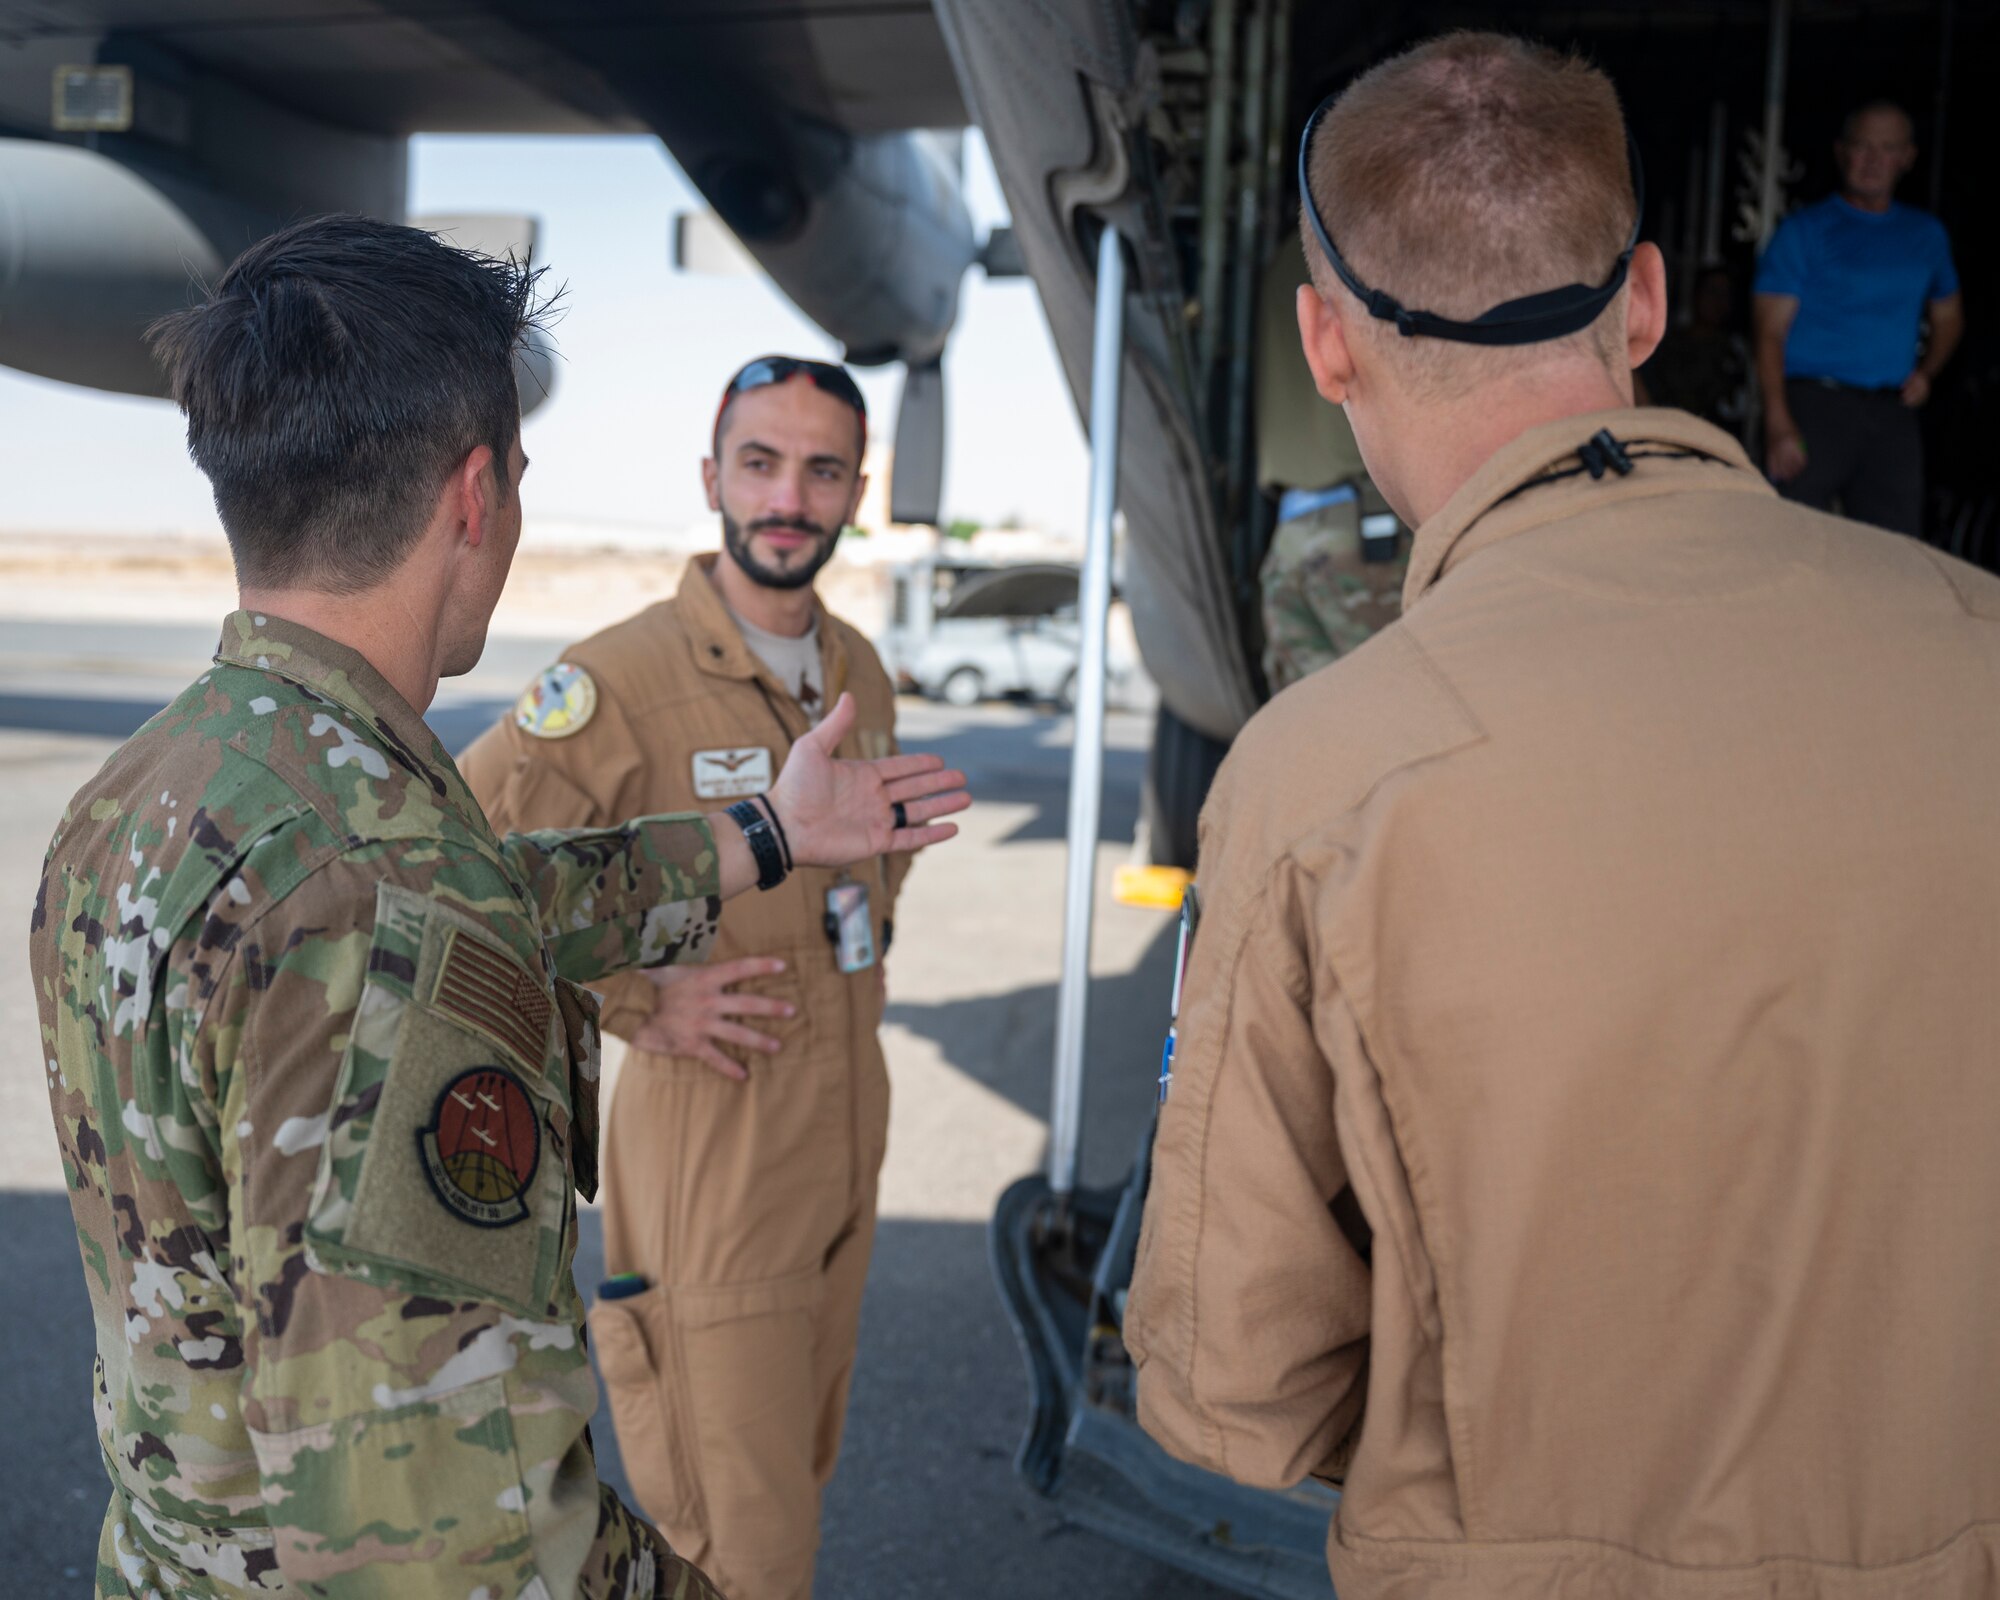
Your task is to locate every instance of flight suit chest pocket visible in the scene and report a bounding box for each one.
[304,883,573,1318]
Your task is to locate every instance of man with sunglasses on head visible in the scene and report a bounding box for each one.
[462,354,904,1600]
[1125,30,2000,1600]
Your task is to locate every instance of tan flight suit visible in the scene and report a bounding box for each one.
[461,554,907,1600]
[1126,409,2000,1599]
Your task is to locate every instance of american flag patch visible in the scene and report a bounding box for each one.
[432,929,552,1074]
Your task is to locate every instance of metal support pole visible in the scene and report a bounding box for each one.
[1931,0,1955,210]
[1701,100,1728,265]
[1223,0,1270,541]
[1755,0,1791,248]
[1257,0,1295,260]
[1677,159,1700,324]
[1196,0,1240,382]
[1048,222,1125,1202]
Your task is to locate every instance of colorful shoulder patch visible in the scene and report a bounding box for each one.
[515,662,597,740]
[419,1066,540,1228]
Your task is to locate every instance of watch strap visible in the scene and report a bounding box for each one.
[726,799,787,891]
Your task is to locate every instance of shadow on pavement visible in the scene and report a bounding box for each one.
[7,1189,1224,1600]
[0,1189,115,1594]
[0,694,173,743]
[891,718,1145,848]
[819,1212,1229,1599]
[884,916,1178,1189]
[0,695,518,758]
[0,696,1141,847]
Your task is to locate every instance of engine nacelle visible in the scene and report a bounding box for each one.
[700,129,977,370]
[0,140,556,414]
[0,138,221,397]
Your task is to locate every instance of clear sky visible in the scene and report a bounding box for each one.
[0,131,1089,540]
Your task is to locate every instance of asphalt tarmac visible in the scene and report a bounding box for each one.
[0,616,1231,1598]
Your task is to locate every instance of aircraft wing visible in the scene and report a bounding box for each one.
[1,0,1256,764]
[0,1,978,399]
[0,1,966,137]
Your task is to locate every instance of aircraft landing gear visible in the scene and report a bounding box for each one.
[1140,703,1230,870]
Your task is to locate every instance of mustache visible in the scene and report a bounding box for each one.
[748,516,832,540]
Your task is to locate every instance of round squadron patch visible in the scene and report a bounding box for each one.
[514,662,597,740]
[418,1067,541,1228]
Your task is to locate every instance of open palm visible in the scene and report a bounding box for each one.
[769,692,970,865]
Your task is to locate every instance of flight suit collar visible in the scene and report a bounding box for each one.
[213,608,486,829]
[677,553,851,719]
[1403,407,1772,609]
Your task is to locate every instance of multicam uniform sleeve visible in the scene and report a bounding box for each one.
[1261,549,1345,693]
[496,817,722,985]
[200,845,719,1598]
[1124,829,1371,1488]
[458,713,672,1036]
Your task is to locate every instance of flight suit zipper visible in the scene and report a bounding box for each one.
[745,667,882,1215]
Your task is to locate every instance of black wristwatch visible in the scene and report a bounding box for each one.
[726,800,788,891]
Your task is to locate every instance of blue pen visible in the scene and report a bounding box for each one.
[1159,885,1200,1103]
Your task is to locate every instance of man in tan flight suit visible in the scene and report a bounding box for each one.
[1127,32,2000,1600]
[462,356,905,1600]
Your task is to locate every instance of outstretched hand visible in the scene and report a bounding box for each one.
[769,693,969,867]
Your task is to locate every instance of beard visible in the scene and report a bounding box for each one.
[722,508,842,591]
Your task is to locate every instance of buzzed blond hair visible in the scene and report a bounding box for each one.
[1302,32,1636,391]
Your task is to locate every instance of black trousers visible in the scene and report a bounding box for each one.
[1778,378,1924,537]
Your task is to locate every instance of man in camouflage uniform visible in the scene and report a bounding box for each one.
[1259,480,1411,693]
[28,215,967,1598]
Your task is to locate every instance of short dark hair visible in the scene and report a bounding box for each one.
[149,214,552,592]
[1840,100,1913,144]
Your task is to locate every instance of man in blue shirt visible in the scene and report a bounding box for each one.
[1753,101,1964,535]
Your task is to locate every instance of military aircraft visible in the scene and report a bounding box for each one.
[3,3,1988,1594]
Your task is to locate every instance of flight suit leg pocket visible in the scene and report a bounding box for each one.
[590,1286,708,1539]
[670,1269,825,1572]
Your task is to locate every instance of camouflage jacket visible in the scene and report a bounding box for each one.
[31,611,726,1599]
[1260,495,1410,694]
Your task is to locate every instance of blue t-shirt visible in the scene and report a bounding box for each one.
[1755,197,1960,388]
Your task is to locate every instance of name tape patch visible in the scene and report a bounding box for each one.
[692,746,774,800]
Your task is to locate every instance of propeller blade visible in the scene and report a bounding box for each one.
[891,359,947,527]
[411,214,557,416]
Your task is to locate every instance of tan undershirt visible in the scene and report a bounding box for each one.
[731,608,825,722]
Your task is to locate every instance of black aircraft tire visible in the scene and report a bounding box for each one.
[1142,702,1230,870]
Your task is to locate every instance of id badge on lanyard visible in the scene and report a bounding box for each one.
[825,877,876,974]
[755,681,877,975]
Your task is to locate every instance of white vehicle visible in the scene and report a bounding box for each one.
[880,557,1141,710]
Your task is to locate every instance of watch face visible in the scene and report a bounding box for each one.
[731,803,785,887]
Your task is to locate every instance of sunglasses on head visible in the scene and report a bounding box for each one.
[713,356,868,454]
[1297,94,1646,348]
